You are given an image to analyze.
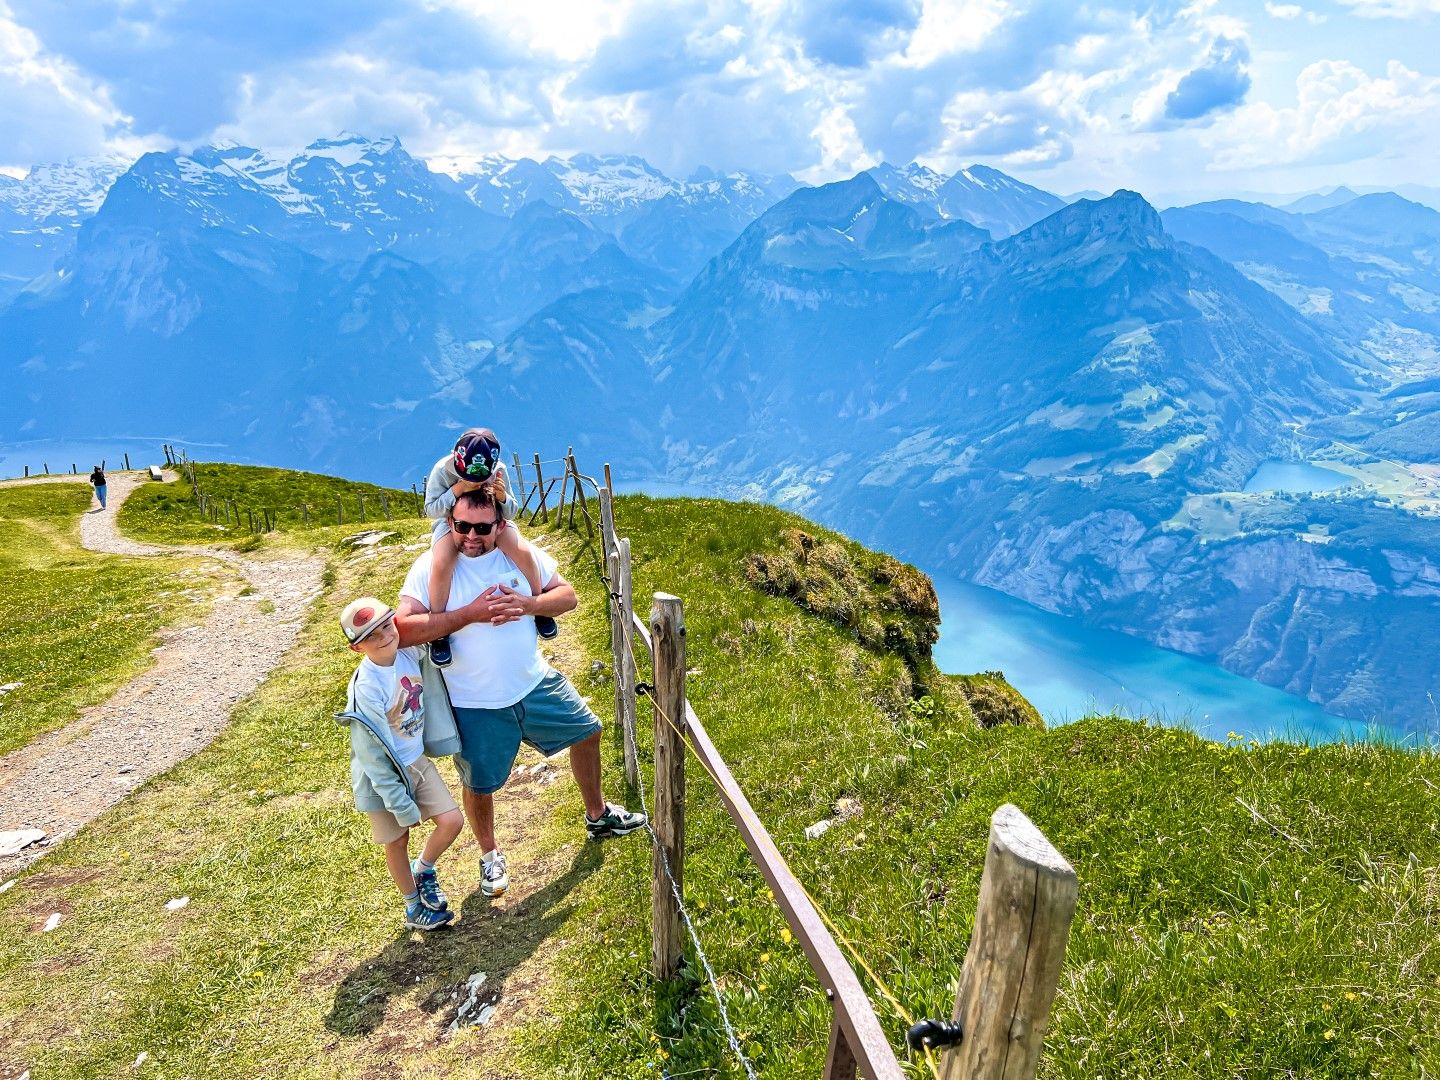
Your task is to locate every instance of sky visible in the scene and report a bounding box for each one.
[1,0,1437,202]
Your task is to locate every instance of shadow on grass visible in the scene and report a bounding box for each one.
[324,840,603,1038]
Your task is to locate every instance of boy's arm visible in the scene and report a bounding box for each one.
[494,462,521,519]
[422,457,484,519]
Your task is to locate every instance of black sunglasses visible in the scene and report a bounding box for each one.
[452,518,499,536]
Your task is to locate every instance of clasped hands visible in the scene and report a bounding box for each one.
[461,583,534,626]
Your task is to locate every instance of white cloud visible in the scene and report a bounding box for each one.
[1266,2,1303,15]
[1207,59,1440,170]
[0,3,132,165]
[1337,0,1440,16]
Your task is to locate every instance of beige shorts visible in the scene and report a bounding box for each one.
[366,756,459,844]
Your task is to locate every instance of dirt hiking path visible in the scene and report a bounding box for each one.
[0,471,324,873]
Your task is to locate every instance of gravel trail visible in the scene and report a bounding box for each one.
[0,471,324,873]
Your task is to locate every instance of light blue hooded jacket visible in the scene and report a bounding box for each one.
[334,648,461,824]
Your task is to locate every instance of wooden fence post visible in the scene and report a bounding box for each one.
[23,466,28,478]
[411,483,422,516]
[123,453,130,471]
[940,804,1077,1080]
[824,1014,860,1080]
[381,493,391,520]
[532,454,548,523]
[609,540,639,791]
[358,493,366,522]
[512,452,526,504]
[568,451,595,538]
[302,503,310,526]
[600,464,617,555]
[556,448,570,524]
[650,592,686,981]
[71,463,77,474]
[336,496,344,526]
[42,463,48,475]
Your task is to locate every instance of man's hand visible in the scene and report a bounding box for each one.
[490,583,535,625]
[452,478,485,495]
[462,584,527,626]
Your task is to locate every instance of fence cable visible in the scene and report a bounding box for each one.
[610,587,941,1080]
[609,591,758,1080]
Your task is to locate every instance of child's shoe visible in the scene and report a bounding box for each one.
[411,859,449,911]
[535,615,559,640]
[431,635,453,667]
[404,901,455,931]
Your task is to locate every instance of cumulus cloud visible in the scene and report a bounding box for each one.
[1207,59,1440,169]
[1164,36,1250,121]
[789,0,922,68]
[0,2,132,164]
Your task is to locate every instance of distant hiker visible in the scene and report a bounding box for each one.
[89,465,106,510]
[422,428,557,667]
[336,596,464,932]
[395,487,646,899]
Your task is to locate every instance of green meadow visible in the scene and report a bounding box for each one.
[0,470,1435,1078]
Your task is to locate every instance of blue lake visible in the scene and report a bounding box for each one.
[0,437,228,479]
[613,476,1421,746]
[1243,460,1351,494]
[928,574,1419,745]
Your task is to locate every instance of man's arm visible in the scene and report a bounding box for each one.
[395,590,526,646]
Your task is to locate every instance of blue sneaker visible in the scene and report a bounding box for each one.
[411,860,448,912]
[535,616,559,640]
[404,902,455,932]
[430,635,453,667]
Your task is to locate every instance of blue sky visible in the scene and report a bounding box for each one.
[1,0,1436,201]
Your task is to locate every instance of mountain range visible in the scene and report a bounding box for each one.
[1,134,1436,731]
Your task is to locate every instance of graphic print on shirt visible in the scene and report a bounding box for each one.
[386,674,425,740]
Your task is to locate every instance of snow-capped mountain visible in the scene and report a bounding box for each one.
[0,157,132,301]
[864,162,1066,238]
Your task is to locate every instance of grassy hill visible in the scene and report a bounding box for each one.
[0,465,1436,1078]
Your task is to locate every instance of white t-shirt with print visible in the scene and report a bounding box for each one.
[352,647,426,766]
[400,544,559,709]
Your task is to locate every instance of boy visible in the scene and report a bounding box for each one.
[336,596,464,931]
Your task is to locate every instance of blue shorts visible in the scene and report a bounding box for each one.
[451,670,602,795]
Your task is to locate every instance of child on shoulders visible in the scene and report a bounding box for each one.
[421,428,555,666]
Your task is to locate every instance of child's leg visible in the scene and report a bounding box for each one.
[495,522,545,595]
[420,808,463,866]
[382,831,416,898]
[430,524,458,613]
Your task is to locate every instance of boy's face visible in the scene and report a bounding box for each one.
[350,615,399,663]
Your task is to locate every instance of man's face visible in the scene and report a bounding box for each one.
[450,503,501,557]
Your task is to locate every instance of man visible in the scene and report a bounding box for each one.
[395,487,646,898]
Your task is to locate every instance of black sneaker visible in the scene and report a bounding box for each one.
[431,635,453,667]
[585,802,647,840]
[535,616,559,640]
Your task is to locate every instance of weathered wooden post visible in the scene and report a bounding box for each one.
[568,451,595,538]
[600,464,617,555]
[411,483,422,516]
[650,593,686,981]
[358,492,366,522]
[71,463,77,474]
[609,539,638,790]
[42,463,48,475]
[336,495,344,526]
[512,452,526,506]
[532,454,549,523]
[23,466,28,478]
[555,449,570,524]
[123,453,130,471]
[940,804,1077,1080]
[302,503,310,526]
[381,492,391,520]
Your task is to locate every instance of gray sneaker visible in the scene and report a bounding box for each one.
[481,850,509,898]
[585,802,648,840]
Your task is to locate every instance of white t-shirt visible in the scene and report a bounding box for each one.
[352,647,426,766]
[400,544,560,709]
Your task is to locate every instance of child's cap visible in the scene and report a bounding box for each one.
[340,597,395,644]
[453,429,502,481]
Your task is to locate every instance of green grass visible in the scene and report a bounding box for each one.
[1,478,1437,1078]
[0,483,219,755]
[118,463,424,545]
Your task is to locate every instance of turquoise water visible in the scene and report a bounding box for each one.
[930,573,1419,745]
[612,475,1424,745]
[1243,460,1351,493]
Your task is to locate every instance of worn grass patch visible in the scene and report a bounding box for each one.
[0,483,220,755]
[118,463,424,546]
